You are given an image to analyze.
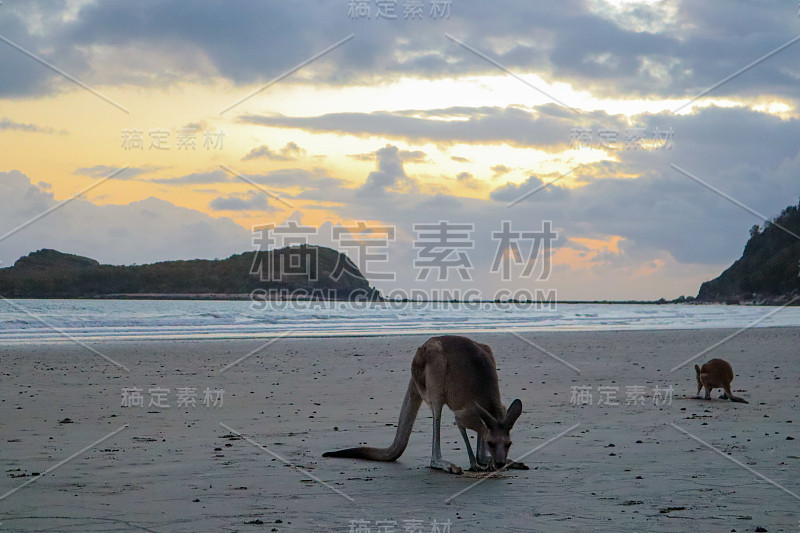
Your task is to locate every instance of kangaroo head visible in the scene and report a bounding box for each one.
[475,399,522,467]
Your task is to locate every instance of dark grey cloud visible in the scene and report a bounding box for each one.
[399,150,427,163]
[244,145,285,161]
[491,164,511,177]
[6,0,800,105]
[209,191,274,211]
[356,144,417,197]
[0,3,87,98]
[448,2,800,102]
[417,194,463,210]
[240,105,626,148]
[74,164,161,179]
[151,169,229,185]
[182,121,207,131]
[456,172,482,189]
[347,153,375,162]
[150,167,347,195]
[348,148,427,162]
[490,175,569,203]
[4,1,798,104]
[625,106,800,179]
[0,117,66,134]
[247,168,338,189]
[243,141,306,161]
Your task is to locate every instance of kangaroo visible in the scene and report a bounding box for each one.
[694,358,748,403]
[323,335,528,475]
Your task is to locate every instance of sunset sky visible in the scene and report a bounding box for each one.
[1,0,799,300]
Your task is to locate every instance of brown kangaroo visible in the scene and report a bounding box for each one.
[694,358,748,403]
[323,335,528,474]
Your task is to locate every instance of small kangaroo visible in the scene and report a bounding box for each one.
[323,335,528,474]
[694,358,748,403]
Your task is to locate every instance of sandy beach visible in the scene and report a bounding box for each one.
[1,327,799,532]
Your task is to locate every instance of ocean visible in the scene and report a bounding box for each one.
[0,299,798,343]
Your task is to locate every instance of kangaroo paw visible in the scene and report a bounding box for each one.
[430,460,463,475]
[506,460,530,470]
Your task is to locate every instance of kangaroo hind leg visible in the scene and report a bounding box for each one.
[723,384,748,404]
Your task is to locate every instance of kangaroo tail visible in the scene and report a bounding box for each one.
[323,378,422,462]
[724,385,749,404]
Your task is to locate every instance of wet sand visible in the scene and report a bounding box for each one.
[1,328,798,532]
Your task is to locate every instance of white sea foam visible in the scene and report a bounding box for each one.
[0,299,798,343]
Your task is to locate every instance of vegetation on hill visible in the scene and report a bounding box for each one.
[0,247,380,300]
[697,200,800,304]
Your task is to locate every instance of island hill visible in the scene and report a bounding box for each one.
[696,199,800,305]
[0,247,381,300]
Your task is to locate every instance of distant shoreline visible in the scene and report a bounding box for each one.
[2,293,790,305]
[3,292,668,303]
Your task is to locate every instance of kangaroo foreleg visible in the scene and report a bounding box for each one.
[459,426,486,471]
[429,402,462,475]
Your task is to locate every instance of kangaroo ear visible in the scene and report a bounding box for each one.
[694,364,700,374]
[474,402,497,429]
[503,399,522,429]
